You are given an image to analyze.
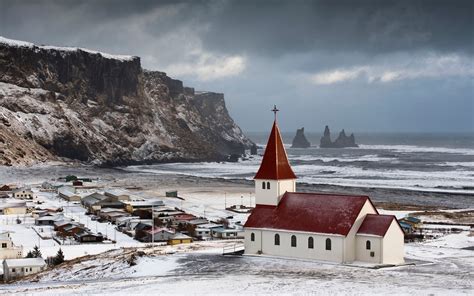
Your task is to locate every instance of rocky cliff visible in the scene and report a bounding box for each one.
[0,37,253,166]
[291,127,311,148]
[320,125,358,148]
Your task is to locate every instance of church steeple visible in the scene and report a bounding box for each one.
[254,110,297,180]
[254,107,296,206]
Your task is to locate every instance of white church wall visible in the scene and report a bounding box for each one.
[355,234,382,263]
[246,228,344,263]
[244,229,262,254]
[382,220,405,264]
[343,200,378,262]
[254,179,295,206]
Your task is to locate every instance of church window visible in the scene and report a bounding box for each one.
[251,233,255,241]
[274,234,280,245]
[262,182,266,189]
[291,235,297,247]
[308,237,314,249]
[325,238,331,250]
[267,182,270,189]
[366,240,371,250]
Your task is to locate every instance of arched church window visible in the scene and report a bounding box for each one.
[251,233,255,242]
[291,235,297,247]
[325,238,331,250]
[262,182,266,189]
[308,237,314,249]
[267,182,270,189]
[366,240,371,250]
[274,234,280,245]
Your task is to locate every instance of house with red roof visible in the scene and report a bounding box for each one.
[244,110,404,265]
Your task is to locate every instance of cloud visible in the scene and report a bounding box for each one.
[164,50,246,81]
[308,53,474,85]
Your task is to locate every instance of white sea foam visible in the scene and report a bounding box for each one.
[358,144,474,155]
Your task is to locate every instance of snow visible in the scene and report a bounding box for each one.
[0,36,136,62]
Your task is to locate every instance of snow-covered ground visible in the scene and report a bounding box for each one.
[1,232,472,295]
[1,182,472,295]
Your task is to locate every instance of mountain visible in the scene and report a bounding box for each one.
[319,125,358,148]
[0,37,253,166]
[291,127,311,148]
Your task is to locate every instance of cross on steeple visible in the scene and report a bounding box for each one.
[271,105,279,121]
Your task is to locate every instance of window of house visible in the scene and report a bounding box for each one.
[370,251,375,257]
[308,237,314,249]
[251,233,255,241]
[366,240,371,250]
[274,233,280,245]
[262,182,266,189]
[291,235,297,247]
[12,268,15,272]
[325,238,331,250]
[267,182,270,189]
[2,243,6,248]
[30,267,32,271]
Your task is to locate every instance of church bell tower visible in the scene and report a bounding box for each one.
[254,106,297,206]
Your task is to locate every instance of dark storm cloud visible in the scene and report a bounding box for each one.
[200,0,473,56]
[0,0,472,132]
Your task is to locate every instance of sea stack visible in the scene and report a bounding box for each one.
[319,125,358,148]
[291,127,311,148]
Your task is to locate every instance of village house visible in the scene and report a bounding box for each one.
[2,258,46,281]
[0,192,9,199]
[74,231,104,243]
[35,214,66,226]
[0,232,22,259]
[243,115,405,265]
[104,189,130,201]
[58,186,81,202]
[0,201,27,215]
[81,193,124,213]
[168,233,192,245]
[123,199,165,213]
[12,188,33,199]
[211,227,244,239]
[141,228,175,242]
[0,185,12,192]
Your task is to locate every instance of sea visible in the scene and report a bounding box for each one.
[126,132,474,195]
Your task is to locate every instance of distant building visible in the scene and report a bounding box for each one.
[123,200,164,213]
[3,258,46,281]
[0,201,27,215]
[211,227,244,239]
[74,231,103,243]
[168,233,192,245]
[81,193,124,212]
[104,189,130,201]
[58,186,81,202]
[0,232,22,259]
[12,188,33,199]
[0,185,12,192]
[142,228,175,242]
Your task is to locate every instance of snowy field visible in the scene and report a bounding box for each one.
[0,232,472,295]
[0,179,472,295]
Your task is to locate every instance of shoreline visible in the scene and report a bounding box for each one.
[1,164,472,209]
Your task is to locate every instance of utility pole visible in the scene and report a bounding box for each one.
[152,203,155,244]
[224,192,227,210]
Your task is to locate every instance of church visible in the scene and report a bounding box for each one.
[243,111,404,265]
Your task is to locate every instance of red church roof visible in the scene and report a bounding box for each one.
[244,192,377,236]
[254,121,297,180]
[357,214,400,237]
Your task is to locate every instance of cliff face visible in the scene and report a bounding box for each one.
[291,127,311,148]
[319,125,358,148]
[0,37,253,166]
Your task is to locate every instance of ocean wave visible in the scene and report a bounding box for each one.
[358,144,474,155]
[290,154,397,163]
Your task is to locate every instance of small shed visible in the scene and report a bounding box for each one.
[168,233,192,245]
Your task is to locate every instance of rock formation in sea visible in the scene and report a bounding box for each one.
[319,125,358,148]
[0,37,253,166]
[291,127,311,148]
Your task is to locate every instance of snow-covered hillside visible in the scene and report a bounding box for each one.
[0,36,253,166]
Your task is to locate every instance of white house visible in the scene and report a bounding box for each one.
[0,232,22,260]
[243,116,404,265]
[3,258,46,281]
[58,186,81,202]
[0,201,27,215]
[12,188,33,199]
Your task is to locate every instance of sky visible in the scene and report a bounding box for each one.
[0,0,473,133]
